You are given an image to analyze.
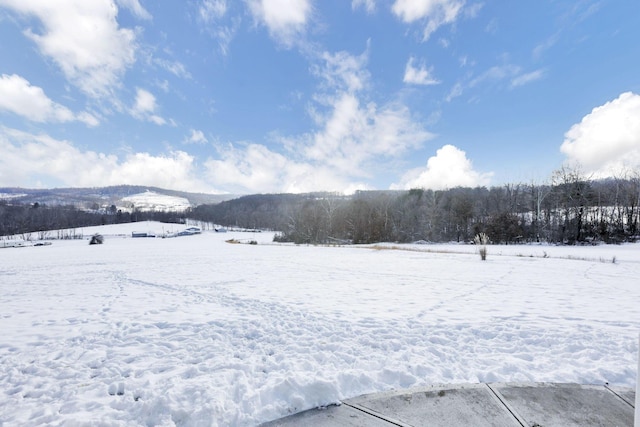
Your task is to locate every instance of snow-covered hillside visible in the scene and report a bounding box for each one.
[1,223,639,426]
[120,190,191,212]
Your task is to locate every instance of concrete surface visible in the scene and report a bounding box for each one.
[261,383,635,427]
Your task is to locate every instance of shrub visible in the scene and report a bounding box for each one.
[474,232,489,261]
[89,234,104,245]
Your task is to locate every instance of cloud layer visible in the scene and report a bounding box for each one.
[1,0,632,195]
[0,127,213,192]
[204,47,435,194]
[0,0,491,194]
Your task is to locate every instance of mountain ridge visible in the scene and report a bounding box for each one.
[0,185,237,209]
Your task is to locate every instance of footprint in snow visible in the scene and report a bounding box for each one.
[108,382,125,396]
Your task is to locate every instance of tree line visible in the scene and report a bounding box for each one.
[0,202,185,238]
[3,166,639,245]
[191,168,640,245]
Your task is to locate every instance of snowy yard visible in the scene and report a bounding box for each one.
[1,222,639,426]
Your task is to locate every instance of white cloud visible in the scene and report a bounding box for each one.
[445,82,463,102]
[533,33,559,60]
[302,49,433,179]
[148,115,167,126]
[133,88,157,114]
[204,142,366,194]
[197,0,238,55]
[393,144,493,190]
[114,152,202,190]
[303,93,432,175]
[213,23,239,56]
[463,2,483,19]
[391,0,465,41]
[445,61,532,101]
[560,92,640,177]
[0,0,137,97]
[0,127,214,192]
[246,0,312,46]
[469,64,520,87]
[352,0,375,13]
[403,57,440,85]
[153,58,192,79]
[0,74,99,126]
[205,143,293,193]
[184,129,208,145]
[313,49,370,93]
[156,79,170,93]
[76,112,100,127]
[202,47,433,194]
[115,0,151,20]
[203,94,431,193]
[131,88,166,125]
[201,48,432,194]
[510,69,545,88]
[484,18,498,34]
[199,0,227,21]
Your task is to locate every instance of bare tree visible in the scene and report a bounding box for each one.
[552,164,592,243]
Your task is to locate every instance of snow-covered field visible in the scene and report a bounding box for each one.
[120,191,191,212]
[1,222,639,426]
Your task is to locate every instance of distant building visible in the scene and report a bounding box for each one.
[132,231,156,238]
[176,227,201,237]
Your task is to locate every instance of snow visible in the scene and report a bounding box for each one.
[1,222,639,426]
[0,192,27,200]
[120,191,191,212]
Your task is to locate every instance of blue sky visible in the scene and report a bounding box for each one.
[0,0,639,194]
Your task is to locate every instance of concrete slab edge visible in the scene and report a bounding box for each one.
[605,384,636,408]
[262,383,635,426]
[342,402,412,427]
[485,383,528,427]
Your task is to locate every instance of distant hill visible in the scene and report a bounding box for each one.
[0,185,236,210]
[120,190,192,212]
